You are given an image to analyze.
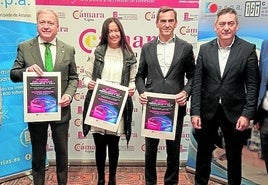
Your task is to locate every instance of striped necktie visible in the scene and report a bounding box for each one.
[44,43,53,72]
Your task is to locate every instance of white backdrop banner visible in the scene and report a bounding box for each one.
[35,0,199,163]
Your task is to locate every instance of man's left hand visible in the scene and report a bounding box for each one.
[236,116,250,131]
[59,94,71,107]
[175,90,188,106]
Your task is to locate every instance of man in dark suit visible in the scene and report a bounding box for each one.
[254,40,268,174]
[10,9,78,185]
[135,6,195,185]
[190,7,259,185]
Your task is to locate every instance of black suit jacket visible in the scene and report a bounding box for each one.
[190,36,259,123]
[135,36,195,117]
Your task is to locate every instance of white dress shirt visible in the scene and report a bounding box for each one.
[157,36,175,76]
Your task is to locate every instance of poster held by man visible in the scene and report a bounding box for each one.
[23,72,61,122]
[141,92,179,140]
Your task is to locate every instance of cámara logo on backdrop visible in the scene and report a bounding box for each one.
[79,28,99,54]
[144,11,156,21]
[179,25,198,37]
[72,10,105,22]
[205,2,218,13]
[74,143,95,152]
[73,92,86,101]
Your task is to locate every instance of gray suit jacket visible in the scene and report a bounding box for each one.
[10,37,78,123]
[190,36,259,123]
[135,36,195,117]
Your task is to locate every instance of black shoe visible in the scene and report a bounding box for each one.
[108,176,116,185]
[97,180,105,185]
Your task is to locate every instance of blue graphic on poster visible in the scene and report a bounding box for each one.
[146,116,173,132]
[91,103,118,123]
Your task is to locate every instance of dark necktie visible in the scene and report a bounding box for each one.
[44,43,53,72]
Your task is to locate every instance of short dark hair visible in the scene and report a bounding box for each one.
[156,6,177,22]
[216,7,238,23]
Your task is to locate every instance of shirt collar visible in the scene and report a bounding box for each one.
[157,35,175,44]
[38,36,56,46]
[217,38,234,50]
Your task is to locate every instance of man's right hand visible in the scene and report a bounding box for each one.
[27,64,43,76]
[139,93,148,104]
[191,116,202,129]
[253,122,260,131]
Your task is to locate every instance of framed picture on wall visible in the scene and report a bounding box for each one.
[141,92,179,140]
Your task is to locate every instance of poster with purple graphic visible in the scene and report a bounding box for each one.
[141,92,178,140]
[23,72,61,122]
[84,79,128,132]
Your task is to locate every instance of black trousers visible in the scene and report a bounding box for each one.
[145,118,183,185]
[93,133,120,180]
[194,105,245,185]
[257,108,268,174]
[28,122,69,185]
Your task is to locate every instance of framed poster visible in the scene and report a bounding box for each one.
[141,92,179,140]
[23,72,61,122]
[84,79,128,132]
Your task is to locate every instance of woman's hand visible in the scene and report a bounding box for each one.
[88,80,96,90]
[128,87,135,96]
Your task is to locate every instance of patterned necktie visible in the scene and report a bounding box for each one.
[44,43,53,72]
